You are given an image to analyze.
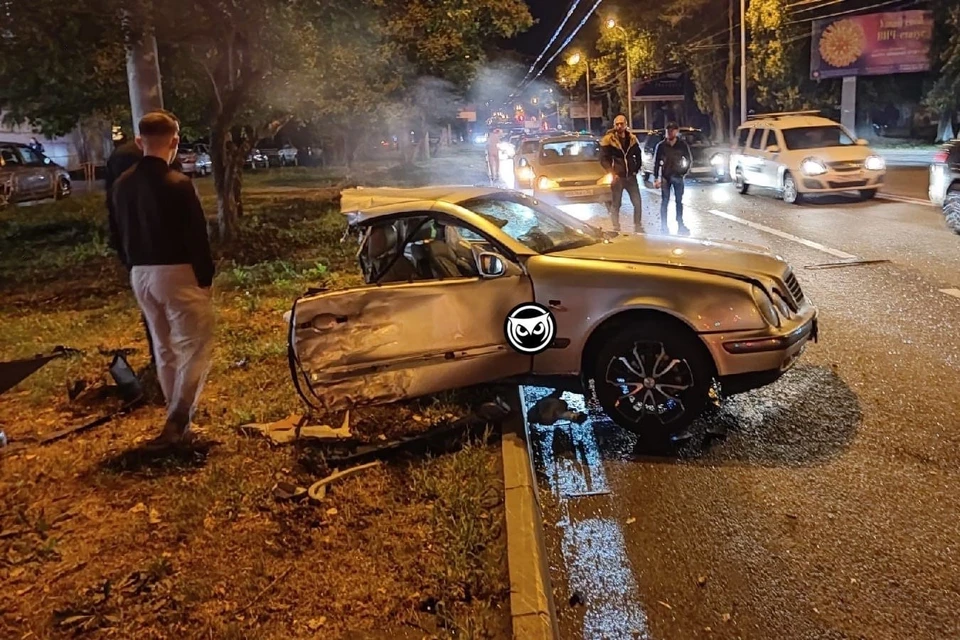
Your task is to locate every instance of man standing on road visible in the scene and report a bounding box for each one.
[112,111,215,447]
[599,114,643,232]
[486,128,502,182]
[653,122,692,235]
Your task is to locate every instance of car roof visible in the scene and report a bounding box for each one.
[743,115,839,129]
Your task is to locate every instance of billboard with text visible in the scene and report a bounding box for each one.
[811,10,933,79]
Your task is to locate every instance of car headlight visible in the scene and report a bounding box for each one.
[771,290,793,319]
[864,155,885,171]
[710,153,725,167]
[800,158,827,176]
[752,286,781,327]
[598,173,614,185]
[537,176,560,190]
[517,166,534,182]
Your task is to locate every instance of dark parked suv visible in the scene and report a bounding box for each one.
[929,140,960,234]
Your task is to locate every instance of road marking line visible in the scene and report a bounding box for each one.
[940,288,960,299]
[877,192,936,207]
[706,209,858,260]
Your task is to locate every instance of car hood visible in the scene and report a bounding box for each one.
[551,233,786,282]
[786,145,875,162]
[538,161,605,179]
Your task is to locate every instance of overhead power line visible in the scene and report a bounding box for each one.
[517,0,605,94]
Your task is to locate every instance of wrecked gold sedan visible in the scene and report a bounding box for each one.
[288,186,818,439]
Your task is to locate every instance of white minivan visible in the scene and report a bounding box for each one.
[730,111,886,204]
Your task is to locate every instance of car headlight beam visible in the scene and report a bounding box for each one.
[864,155,885,171]
[599,173,614,185]
[800,158,827,176]
[537,176,560,190]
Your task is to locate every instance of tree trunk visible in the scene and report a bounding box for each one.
[121,12,163,135]
[211,124,243,243]
[711,90,725,143]
[420,114,431,161]
[936,111,956,143]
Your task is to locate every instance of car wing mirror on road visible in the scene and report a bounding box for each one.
[477,252,507,278]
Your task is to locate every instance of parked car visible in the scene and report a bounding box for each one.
[520,135,613,205]
[929,139,960,234]
[730,111,886,204]
[0,142,71,205]
[640,127,729,183]
[245,148,269,170]
[512,133,551,187]
[287,186,819,439]
[278,143,299,166]
[177,143,212,177]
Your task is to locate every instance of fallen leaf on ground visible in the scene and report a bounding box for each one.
[658,601,672,610]
[148,508,162,524]
[325,508,338,516]
[307,617,327,630]
[721,613,731,623]
[129,503,147,514]
[625,517,636,524]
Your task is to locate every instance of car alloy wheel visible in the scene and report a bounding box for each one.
[945,189,960,235]
[590,318,713,439]
[735,168,749,194]
[55,177,71,200]
[782,172,801,204]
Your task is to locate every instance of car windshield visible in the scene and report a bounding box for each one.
[463,194,603,254]
[539,139,600,164]
[781,125,854,150]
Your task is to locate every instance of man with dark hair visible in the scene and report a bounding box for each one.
[599,114,643,232]
[112,110,215,447]
[653,122,692,235]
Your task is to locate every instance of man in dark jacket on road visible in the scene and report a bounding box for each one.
[112,111,215,447]
[599,114,643,232]
[653,122,693,234]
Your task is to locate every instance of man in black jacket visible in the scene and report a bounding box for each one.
[653,122,693,234]
[112,111,215,446]
[599,114,643,232]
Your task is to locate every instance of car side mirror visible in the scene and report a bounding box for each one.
[856,138,868,146]
[477,252,507,278]
[766,145,780,153]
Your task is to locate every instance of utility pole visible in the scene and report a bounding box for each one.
[586,61,592,133]
[740,0,747,124]
[121,13,164,135]
[728,0,735,140]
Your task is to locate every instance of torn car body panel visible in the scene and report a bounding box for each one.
[290,276,533,411]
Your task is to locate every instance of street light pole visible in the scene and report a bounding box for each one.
[740,0,747,124]
[607,21,633,128]
[586,61,591,133]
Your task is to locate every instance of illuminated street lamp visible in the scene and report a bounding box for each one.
[605,19,633,128]
[567,52,590,133]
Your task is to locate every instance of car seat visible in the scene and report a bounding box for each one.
[367,224,419,283]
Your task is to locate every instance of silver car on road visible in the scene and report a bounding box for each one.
[0,142,71,206]
[288,186,819,439]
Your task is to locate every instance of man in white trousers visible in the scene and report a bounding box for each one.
[111,110,215,447]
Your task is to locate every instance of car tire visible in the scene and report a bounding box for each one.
[55,177,71,200]
[589,317,715,441]
[944,189,960,235]
[735,167,749,194]
[782,172,802,204]
[859,188,878,201]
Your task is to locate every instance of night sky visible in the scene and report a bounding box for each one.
[512,0,571,58]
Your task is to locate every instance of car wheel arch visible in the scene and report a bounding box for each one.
[579,307,717,379]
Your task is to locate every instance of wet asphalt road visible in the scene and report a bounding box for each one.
[510,163,960,639]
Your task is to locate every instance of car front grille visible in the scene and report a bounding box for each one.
[783,269,805,309]
[827,179,868,188]
[559,179,598,187]
[828,160,863,173]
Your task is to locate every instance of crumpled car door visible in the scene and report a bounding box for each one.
[289,276,534,412]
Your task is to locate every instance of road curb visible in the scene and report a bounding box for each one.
[501,387,560,640]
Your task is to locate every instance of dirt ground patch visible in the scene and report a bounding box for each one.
[0,148,513,639]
